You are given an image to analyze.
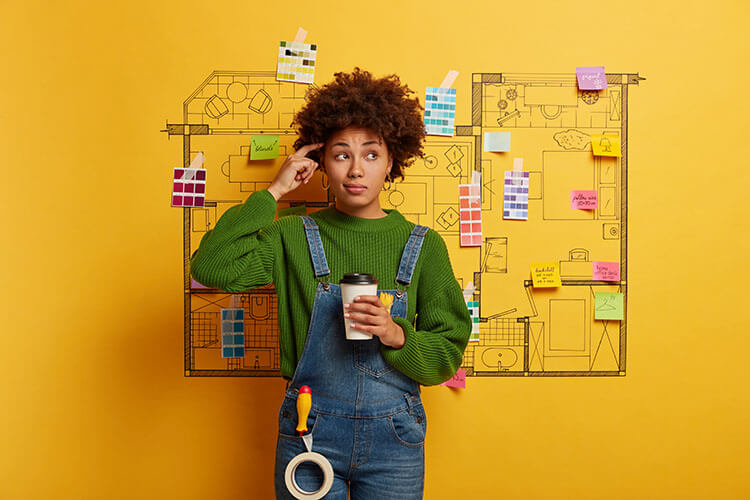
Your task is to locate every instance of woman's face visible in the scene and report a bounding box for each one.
[323,126,393,219]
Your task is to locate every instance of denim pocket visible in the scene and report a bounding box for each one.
[388,405,427,448]
[278,396,318,440]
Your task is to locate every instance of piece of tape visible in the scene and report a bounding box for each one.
[293,27,307,43]
[471,170,481,186]
[285,433,334,500]
[440,70,459,89]
[513,158,524,172]
[189,152,205,169]
[462,280,475,299]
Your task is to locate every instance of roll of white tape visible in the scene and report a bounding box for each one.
[284,451,334,499]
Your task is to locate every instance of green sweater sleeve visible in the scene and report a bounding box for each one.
[381,231,472,386]
[189,189,280,292]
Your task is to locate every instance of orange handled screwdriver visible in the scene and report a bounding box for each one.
[296,385,312,436]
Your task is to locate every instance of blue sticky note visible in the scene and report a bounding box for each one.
[484,132,511,152]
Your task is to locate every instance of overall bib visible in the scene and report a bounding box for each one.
[274,216,429,500]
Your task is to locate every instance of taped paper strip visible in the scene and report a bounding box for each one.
[513,158,524,172]
[293,27,307,43]
[285,433,334,499]
[459,183,482,246]
[471,170,481,186]
[188,151,205,169]
[439,69,459,89]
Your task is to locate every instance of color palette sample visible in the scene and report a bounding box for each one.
[172,167,206,207]
[221,308,245,358]
[459,183,482,246]
[425,87,456,136]
[466,299,480,341]
[503,171,529,220]
[595,292,624,320]
[276,41,317,84]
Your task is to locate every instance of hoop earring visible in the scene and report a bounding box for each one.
[321,172,330,190]
[383,175,392,191]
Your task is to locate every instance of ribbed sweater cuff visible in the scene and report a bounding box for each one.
[381,316,428,384]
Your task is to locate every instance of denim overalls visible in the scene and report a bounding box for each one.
[273,216,429,499]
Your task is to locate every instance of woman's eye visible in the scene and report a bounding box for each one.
[366,152,378,160]
[334,153,349,160]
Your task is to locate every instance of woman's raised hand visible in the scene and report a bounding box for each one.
[267,143,325,201]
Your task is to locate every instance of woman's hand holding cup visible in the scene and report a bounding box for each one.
[267,142,325,201]
[344,295,406,349]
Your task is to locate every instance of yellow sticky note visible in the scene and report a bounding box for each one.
[591,134,621,157]
[531,262,561,288]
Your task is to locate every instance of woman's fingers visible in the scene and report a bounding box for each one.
[294,142,325,158]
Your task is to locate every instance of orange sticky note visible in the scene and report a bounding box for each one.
[441,368,466,389]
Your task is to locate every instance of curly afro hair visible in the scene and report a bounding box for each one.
[292,68,425,181]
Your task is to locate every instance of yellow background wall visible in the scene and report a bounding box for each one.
[3,0,748,498]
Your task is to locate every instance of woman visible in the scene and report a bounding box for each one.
[190,68,471,499]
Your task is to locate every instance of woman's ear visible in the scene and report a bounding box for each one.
[386,154,393,178]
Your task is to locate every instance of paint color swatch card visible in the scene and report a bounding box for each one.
[425,87,456,136]
[531,262,561,287]
[459,184,482,246]
[595,292,624,320]
[441,368,466,389]
[276,41,317,84]
[591,134,622,157]
[593,262,620,281]
[503,171,529,220]
[571,190,598,209]
[221,308,245,358]
[466,299,480,341]
[250,135,279,160]
[576,66,608,90]
[172,167,206,207]
[484,132,511,152]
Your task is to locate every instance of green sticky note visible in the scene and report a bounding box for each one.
[250,135,279,160]
[278,205,306,217]
[595,292,624,320]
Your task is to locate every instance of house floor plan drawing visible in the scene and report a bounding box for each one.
[166,71,642,377]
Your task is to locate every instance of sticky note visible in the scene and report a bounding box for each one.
[503,171,529,220]
[172,167,206,207]
[221,308,245,358]
[531,262,561,288]
[276,41,317,84]
[591,134,622,157]
[571,190,598,209]
[459,184,482,246]
[484,132,511,152]
[576,66,608,90]
[425,87,456,136]
[593,262,620,281]
[250,135,279,160]
[595,292,624,320]
[441,368,466,389]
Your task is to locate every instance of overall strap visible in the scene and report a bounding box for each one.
[395,225,429,286]
[300,216,330,279]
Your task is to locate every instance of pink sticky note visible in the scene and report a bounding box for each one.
[593,261,620,281]
[441,368,466,389]
[571,190,598,210]
[576,66,608,90]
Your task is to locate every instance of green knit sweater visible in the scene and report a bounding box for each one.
[189,189,471,385]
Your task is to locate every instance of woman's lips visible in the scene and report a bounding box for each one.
[343,184,367,194]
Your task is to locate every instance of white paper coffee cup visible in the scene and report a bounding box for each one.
[340,273,378,340]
